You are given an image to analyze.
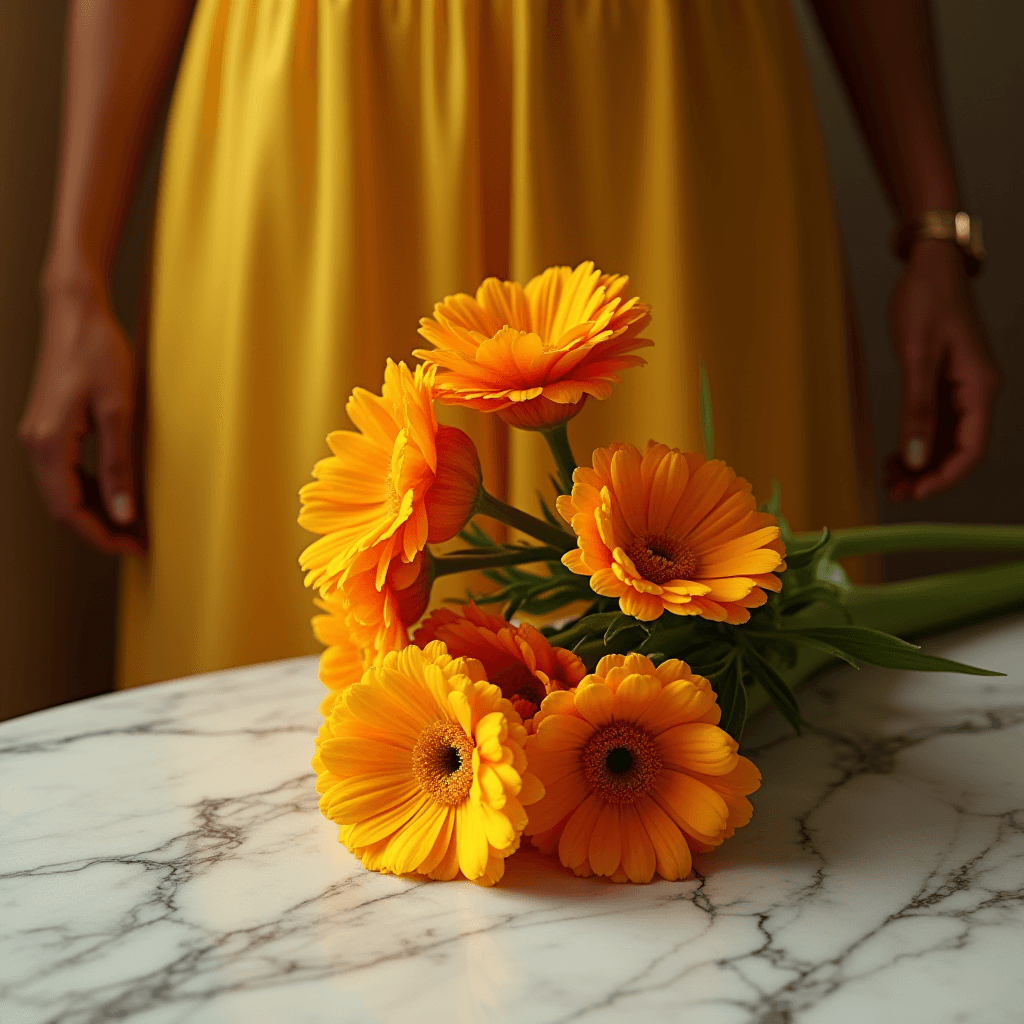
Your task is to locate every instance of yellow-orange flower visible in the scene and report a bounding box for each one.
[342,549,431,657]
[414,262,652,429]
[299,360,480,596]
[311,590,372,717]
[312,642,545,885]
[524,654,761,883]
[413,603,586,724]
[558,443,786,624]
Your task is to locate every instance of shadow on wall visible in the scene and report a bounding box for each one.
[1,2,1021,721]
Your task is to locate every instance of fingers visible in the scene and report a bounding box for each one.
[21,416,143,556]
[896,333,940,477]
[94,385,136,528]
[905,342,999,501]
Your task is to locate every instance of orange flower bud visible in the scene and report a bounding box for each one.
[425,426,482,543]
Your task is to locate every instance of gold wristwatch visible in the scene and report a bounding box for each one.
[891,210,985,276]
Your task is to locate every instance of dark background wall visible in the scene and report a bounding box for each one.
[2,1,1022,721]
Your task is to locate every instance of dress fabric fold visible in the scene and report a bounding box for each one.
[119,0,866,688]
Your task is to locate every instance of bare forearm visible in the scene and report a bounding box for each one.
[45,0,193,291]
[811,0,961,218]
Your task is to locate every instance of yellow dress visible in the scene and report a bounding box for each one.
[119,0,868,688]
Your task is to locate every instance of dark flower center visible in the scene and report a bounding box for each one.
[605,746,633,774]
[412,720,475,804]
[582,723,662,804]
[624,532,698,585]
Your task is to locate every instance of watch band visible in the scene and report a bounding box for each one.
[891,210,985,276]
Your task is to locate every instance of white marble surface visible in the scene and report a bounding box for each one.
[2,615,1023,1024]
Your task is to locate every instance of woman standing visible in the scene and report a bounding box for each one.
[20,0,998,689]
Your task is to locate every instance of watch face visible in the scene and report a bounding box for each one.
[954,212,971,247]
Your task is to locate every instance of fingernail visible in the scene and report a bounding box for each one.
[111,492,134,525]
[904,437,928,471]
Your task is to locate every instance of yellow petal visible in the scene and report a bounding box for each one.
[657,723,739,776]
[456,802,490,880]
[636,794,692,881]
[557,792,605,869]
[612,673,662,720]
[525,770,589,835]
[385,801,449,876]
[618,803,657,883]
[574,683,615,728]
[588,801,622,877]
[652,770,729,838]
[480,802,516,850]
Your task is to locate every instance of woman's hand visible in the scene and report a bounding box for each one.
[887,240,1001,502]
[19,279,145,556]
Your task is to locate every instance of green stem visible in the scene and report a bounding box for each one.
[432,546,563,577]
[475,488,573,552]
[541,420,578,495]
[743,557,1024,722]
[792,522,1024,560]
[841,559,1024,637]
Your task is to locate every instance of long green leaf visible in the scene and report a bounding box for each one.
[605,613,643,644]
[743,648,806,735]
[785,626,1004,676]
[781,633,860,669]
[712,655,746,741]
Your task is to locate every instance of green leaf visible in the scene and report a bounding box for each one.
[457,522,497,549]
[759,478,793,544]
[636,625,701,658]
[699,358,715,461]
[604,613,643,644]
[743,648,806,735]
[782,633,860,669]
[712,655,747,741]
[760,478,781,518]
[520,588,590,616]
[546,612,619,648]
[785,528,832,571]
[785,626,1005,676]
[537,486,566,529]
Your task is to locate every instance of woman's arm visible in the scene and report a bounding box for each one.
[19,0,193,555]
[811,0,1000,502]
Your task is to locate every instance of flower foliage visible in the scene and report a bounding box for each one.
[299,263,1007,887]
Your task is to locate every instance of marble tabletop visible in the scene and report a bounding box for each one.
[2,614,1022,1024]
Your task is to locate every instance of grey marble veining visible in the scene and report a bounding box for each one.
[1,615,1022,1024]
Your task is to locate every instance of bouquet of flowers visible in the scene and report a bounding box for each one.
[299,262,1024,886]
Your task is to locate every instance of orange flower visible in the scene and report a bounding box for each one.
[311,590,372,717]
[558,442,786,624]
[524,654,761,883]
[413,603,586,724]
[311,642,544,885]
[343,549,432,657]
[414,262,651,429]
[299,360,480,596]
